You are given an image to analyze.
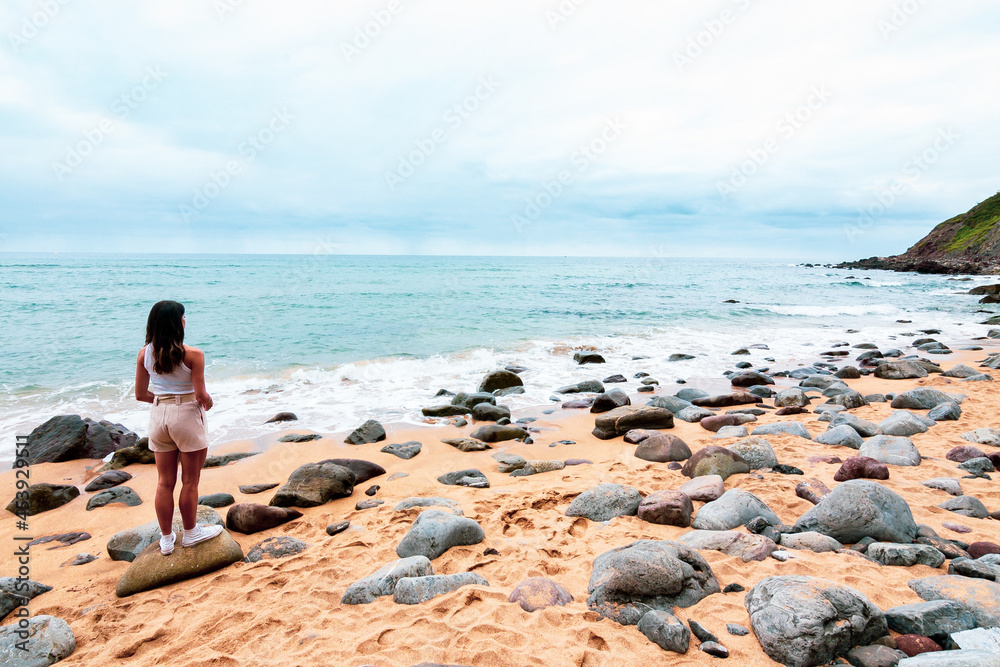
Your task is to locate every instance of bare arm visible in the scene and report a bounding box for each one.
[186,347,213,411]
[135,347,154,403]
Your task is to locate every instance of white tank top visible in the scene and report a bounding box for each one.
[144,344,194,395]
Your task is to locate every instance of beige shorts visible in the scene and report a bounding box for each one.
[148,394,208,453]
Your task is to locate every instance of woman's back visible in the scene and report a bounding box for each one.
[143,343,194,395]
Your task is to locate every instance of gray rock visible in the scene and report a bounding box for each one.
[437,469,489,488]
[938,496,989,519]
[681,446,750,480]
[647,395,694,414]
[679,475,725,502]
[83,469,132,492]
[752,421,812,439]
[556,380,604,394]
[6,483,80,516]
[676,388,710,401]
[638,491,693,527]
[727,623,750,636]
[396,510,485,560]
[381,441,423,459]
[943,364,980,379]
[831,413,883,438]
[106,506,223,562]
[885,600,978,637]
[591,389,631,413]
[794,480,917,544]
[0,578,52,621]
[866,543,946,568]
[875,361,929,380]
[897,650,1000,666]
[951,628,1000,653]
[269,462,356,507]
[0,615,75,667]
[891,388,955,410]
[959,457,995,475]
[674,406,716,422]
[692,489,779,531]
[510,460,565,477]
[880,412,932,437]
[492,453,526,473]
[922,478,963,496]
[592,406,674,440]
[775,387,812,407]
[586,540,721,625]
[243,536,309,563]
[23,414,137,465]
[344,419,386,445]
[928,403,962,421]
[393,573,488,604]
[726,436,778,470]
[442,437,492,452]
[677,530,778,562]
[826,389,870,410]
[713,425,749,438]
[845,644,907,667]
[478,370,523,393]
[634,433,692,462]
[85,486,141,510]
[859,435,921,467]
[745,575,888,667]
[451,391,496,409]
[909,575,1000,627]
[962,428,1000,447]
[637,610,690,653]
[816,424,866,449]
[197,493,235,508]
[566,483,642,522]
[341,556,434,604]
[393,497,463,514]
[780,532,843,553]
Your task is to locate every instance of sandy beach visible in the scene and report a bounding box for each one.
[4,344,1000,666]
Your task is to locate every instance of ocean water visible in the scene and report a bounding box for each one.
[0,253,992,461]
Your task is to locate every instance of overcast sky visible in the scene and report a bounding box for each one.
[1,0,998,259]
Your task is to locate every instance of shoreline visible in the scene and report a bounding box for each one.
[3,332,1000,665]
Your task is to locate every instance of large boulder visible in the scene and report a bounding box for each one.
[477,370,523,393]
[745,575,888,667]
[225,503,302,534]
[566,484,642,522]
[0,615,75,667]
[586,540,720,625]
[396,510,485,560]
[726,436,778,470]
[6,484,79,516]
[393,573,489,605]
[938,495,989,519]
[908,576,1000,627]
[891,389,956,410]
[681,446,750,481]
[691,489,779,531]
[592,406,674,440]
[269,462,356,507]
[634,434,691,462]
[115,530,243,597]
[885,600,978,639]
[341,556,434,605]
[106,506,223,562]
[677,530,778,562]
[859,435,922,467]
[21,415,137,465]
[794,480,917,544]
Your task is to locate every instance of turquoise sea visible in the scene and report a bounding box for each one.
[0,254,992,460]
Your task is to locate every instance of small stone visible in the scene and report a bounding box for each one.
[723,583,745,593]
[726,623,749,636]
[700,641,729,658]
[326,521,350,536]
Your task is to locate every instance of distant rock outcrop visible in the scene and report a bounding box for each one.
[837,191,1000,274]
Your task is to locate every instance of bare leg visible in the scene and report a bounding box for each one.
[179,449,208,530]
[154,451,179,535]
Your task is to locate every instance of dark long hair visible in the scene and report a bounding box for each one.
[145,301,185,374]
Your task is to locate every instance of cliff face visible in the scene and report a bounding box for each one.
[838,191,1000,274]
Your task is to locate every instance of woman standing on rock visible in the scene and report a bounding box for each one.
[134,300,223,555]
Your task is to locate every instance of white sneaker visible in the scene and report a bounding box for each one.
[159,531,176,555]
[181,524,224,548]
